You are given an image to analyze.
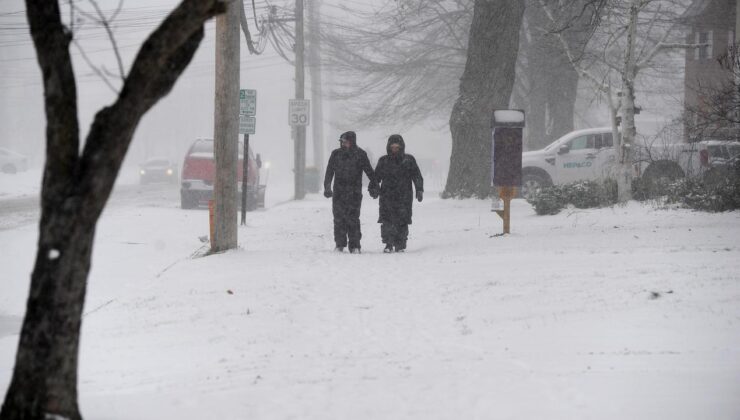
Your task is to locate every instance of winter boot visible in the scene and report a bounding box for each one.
[334,246,345,253]
[349,248,361,254]
[394,242,406,253]
[383,244,394,253]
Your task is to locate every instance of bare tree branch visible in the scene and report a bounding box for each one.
[239,0,262,54]
[86,0,126,80]
[71,38,118,94]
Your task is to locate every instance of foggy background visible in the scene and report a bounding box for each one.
[0,0,685,197]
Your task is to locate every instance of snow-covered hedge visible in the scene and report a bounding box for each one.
[528,160,740,215]
[526,180,618,215]
[633,160,740,212]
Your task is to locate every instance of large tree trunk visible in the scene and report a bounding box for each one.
[444,0,525,198]
[521,2,580,151]
[545,53,578,142]
[1,2,223,419]
[525,28,549,150]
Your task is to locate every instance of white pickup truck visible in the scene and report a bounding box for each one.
[520,127,740,197]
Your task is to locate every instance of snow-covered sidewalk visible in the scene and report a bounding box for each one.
[1,193,739,419]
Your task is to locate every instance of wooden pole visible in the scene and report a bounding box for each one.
[294,0,306,199]
[494,186,517,234]
[307,0,325,169]
[213,0,240,251]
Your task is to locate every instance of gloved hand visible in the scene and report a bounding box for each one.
[369,187,379,199]
[416,190,423,202]
[324,190,333,198]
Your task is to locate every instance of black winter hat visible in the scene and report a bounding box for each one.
[386,134,405,154]
[339,131,357,145]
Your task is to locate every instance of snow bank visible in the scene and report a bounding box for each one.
[0,168,42,199]
[1,194,739,419]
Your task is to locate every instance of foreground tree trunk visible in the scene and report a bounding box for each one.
[0,1,224,419]
[444,0,525,198]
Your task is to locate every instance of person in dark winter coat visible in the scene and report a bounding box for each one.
[324,131,377,253]
[373,134,423,253]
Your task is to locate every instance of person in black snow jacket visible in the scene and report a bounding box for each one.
[373,134,423,253]
[324,131,378,253]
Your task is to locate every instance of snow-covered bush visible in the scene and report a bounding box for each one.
[633,160,740,212]
[527,186,564,215]
[527,180,618,215]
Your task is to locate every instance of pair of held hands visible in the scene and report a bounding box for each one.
[324,189,423,202]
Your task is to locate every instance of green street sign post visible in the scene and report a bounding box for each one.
[239,115,256,135]
[240,89,257,116]
[239,89,257,225]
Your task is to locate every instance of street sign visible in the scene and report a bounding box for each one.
[288,99,310,126]
[239,115,256,135]
[240,89,257,116]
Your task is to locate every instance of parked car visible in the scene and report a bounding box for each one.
[701,140,740,167]
[634,138,740,182]
[0,147,29,174]
[180,138,265,210]
[520,127,740,198]
[521,127,618,197]
[139,157,178,184]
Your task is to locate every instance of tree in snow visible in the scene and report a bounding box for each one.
[322,0,602,196]
[540,0,696,201]
[443,0,525,198]
[321,0,473,127]
[513,0,602,150]
[0,1,224,419]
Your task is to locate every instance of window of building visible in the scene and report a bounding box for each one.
[695,31,714,60]
[730,30,736,49]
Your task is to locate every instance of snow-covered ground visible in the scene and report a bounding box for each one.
[1,188,739,419]
[0,165,143,200]
[0,168,42,200]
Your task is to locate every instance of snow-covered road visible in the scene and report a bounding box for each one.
[1,189,739,419]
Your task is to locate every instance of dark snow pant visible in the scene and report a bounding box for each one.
[333,192,362,249]
[381,222,409,248]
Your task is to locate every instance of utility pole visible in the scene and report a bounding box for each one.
[307,0,325,169]
[294,0,306,199]
[213,0,240,252]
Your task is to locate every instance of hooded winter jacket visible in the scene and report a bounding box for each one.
[324,131,376,193]
[375,134,424,225]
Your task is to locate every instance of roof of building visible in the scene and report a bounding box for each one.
[681,0,713,19]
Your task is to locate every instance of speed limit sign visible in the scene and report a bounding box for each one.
[288,99,310,127]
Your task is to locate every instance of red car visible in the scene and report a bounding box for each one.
[180,138,265,210]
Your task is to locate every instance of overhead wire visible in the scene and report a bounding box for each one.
[1,0,387,91]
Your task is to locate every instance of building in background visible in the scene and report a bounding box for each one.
[683,0,738,141]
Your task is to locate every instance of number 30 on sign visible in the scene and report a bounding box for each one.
[288,99,310,127]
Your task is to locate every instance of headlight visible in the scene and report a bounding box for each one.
[140,169,146,175]
[166,168,173,175]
